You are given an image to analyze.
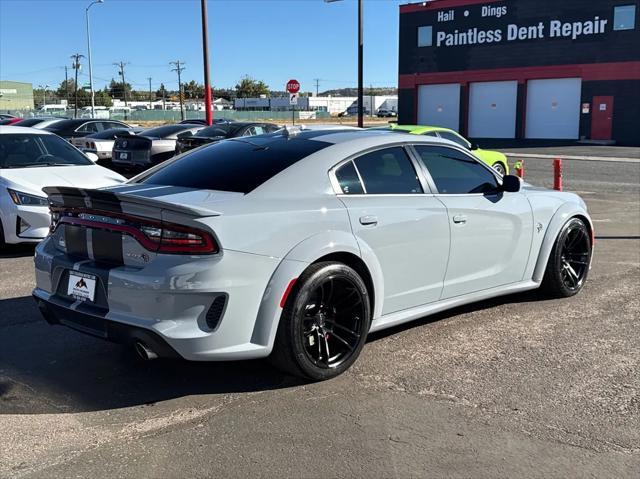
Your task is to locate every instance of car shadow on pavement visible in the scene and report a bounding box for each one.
[367,289,543,343]
[0,295,304,415]
[0,244,36,259]
[0,289,542,415]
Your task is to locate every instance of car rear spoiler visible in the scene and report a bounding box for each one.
[43,186,221,218]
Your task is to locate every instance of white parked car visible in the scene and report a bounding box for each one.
[33,129,593,380]
[0,126,126,245]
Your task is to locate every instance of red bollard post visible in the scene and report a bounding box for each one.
[514,160,525,179]
[553,158,563,191]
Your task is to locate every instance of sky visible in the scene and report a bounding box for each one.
[0,0,406,93]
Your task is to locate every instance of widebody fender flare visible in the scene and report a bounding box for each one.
[250,230,385,352]
[532,202,593,283]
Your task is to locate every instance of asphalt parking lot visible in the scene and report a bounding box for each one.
[1,154,638,478]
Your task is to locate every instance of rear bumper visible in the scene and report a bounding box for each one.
[33,292,181,358]
[33,237,292,361]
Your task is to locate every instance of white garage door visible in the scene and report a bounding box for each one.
[417,84,460,130]
[468,81,518,138]
[525,78,582,139]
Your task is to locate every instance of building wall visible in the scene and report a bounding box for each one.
[0,81,34,110]
[398,0,640,145]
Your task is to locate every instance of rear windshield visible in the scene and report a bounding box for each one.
[88,128,134,139]
[138,136,331,193]
[141,125,194,138]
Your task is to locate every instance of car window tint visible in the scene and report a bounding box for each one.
[438,131,469,148]
[139,135,332,193]
[415,146,498,194]
[335,161,364,195]
[353,147,423,194]
[78,122,98,133]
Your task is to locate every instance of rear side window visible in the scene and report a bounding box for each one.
[415,146,498,194]
[139,136,331,193]
[335,161,364,194]
[353,147,423,194]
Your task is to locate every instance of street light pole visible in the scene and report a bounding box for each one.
[201,0,213,125]
[325,0,364,127]
[86,0,104,119]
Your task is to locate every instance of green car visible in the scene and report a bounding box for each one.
[375,124,509,175]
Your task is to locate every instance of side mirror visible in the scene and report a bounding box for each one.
[470,143,480,151]
[85,152,99,162]
[500,175,521,193]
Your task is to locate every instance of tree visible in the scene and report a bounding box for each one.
[95,89,113,107]
[183,80,204,99]
[108,78,132,101]
[235,75,269,98]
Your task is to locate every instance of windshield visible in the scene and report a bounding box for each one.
[0,134,93,168]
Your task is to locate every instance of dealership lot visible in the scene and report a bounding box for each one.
[0,154,638,478]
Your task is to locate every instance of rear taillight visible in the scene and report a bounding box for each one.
[140,224,217,254]
[53,209,218,255]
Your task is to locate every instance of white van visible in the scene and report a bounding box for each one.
[37,104,67,114]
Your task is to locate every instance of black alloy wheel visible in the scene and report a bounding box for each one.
[542,217,592,297]
[270,262,371,380]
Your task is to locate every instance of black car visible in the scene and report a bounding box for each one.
[44,119,131,139]
[112,124,205,168]
[179,118,234,125]
[175,122,280,154]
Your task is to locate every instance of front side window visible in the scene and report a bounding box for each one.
[418,26,433,47]
[335,161,364,195]
[614,5,636,30]
[77,122,100,133]
[415,146,498,194]
[353,147,423,194]
[437,131,471,149]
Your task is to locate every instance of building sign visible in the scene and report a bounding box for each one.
[0,89,17,95]
[432,4,609,47]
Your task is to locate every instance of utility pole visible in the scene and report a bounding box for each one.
[64,65,70,107]
[200,0,212,125]
[314,78,320,97]
[114,61,129,118]
[71,53,84,118]
[357,0,363,127]
[148,77,153,109]
[170,60,186,121]
[370,83,374,117]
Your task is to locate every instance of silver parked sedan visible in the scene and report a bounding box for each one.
[33,128,593,380]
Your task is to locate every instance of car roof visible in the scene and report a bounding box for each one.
[0,125,53,135]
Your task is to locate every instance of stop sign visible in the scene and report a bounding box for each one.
[286,79,300,94]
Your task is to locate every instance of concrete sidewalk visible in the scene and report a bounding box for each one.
[501,146,640,163]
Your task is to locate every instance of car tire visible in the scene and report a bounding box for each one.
[270,261,371,381]
[492,162,506,176]
[0,216,6,249]
[541,217,592,298]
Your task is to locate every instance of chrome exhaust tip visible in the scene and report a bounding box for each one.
[134,341,158,361]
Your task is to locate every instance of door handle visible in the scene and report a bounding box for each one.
[359,215,378,226]
[453,214,467,224]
